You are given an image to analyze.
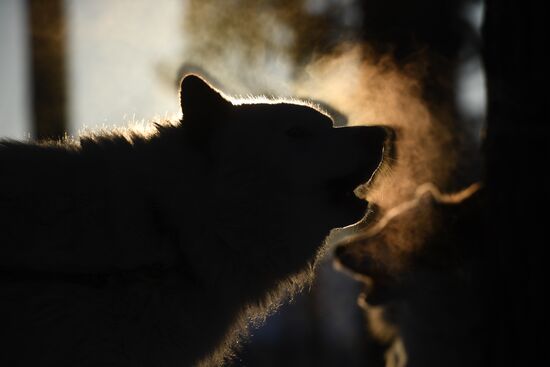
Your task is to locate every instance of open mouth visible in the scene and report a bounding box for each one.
[326,126,394,226]
[326,170,375,226]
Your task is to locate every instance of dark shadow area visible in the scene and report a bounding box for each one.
[483,1,548,366]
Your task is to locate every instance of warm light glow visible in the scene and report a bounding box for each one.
[337,182,482,244]
[181,1,483,275]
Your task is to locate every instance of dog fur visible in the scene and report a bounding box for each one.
[0,75,387,366]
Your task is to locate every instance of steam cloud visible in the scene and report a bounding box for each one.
[294,45,470,269]
[177,0,482,271]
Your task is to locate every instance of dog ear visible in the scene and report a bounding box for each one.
[179,74,230,123]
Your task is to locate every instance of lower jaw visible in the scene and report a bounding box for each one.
[331,196,370,228]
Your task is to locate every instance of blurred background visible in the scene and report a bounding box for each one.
[0,0,484,140]
[0,1,489,366]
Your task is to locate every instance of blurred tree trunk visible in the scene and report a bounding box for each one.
[27,0,67,140]
[483,1,547,366]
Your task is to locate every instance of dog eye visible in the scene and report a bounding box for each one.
[285,126,312,139]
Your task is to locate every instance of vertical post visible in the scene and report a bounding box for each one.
[483,1,546,366]
[27,0,67,140]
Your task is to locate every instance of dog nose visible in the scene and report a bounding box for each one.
[358,125,392,159]
[365,125,390,141]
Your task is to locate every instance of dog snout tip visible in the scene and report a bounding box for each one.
[369,126,394,147]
